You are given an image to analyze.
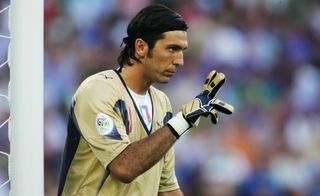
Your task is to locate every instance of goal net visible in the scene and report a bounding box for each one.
[0,2,10,195]
[1,0,44,195]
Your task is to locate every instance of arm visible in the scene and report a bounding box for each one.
[109,70,234,183]
[158,189,184,196]
[108,125,177,183]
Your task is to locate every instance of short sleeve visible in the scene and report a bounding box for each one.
[73,78,130,168]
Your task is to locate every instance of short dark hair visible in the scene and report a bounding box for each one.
[117,4,188,70]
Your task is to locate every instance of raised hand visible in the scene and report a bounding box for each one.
[167,70,234,138]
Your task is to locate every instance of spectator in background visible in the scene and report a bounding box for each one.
[37,0,320,195]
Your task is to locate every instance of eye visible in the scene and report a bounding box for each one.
[168,46,180,53]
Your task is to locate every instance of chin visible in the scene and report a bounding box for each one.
[154,75,172,84]
[160,80,169,84]
[158,77,170,83]
[157,80,169,84]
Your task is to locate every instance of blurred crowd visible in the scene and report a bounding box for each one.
[1,0,320,195]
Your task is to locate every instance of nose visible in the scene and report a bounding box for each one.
[172,51,184,67]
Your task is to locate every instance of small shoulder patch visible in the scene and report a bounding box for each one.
[96,113,114,135]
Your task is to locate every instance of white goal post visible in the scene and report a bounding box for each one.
[8,0,44,195]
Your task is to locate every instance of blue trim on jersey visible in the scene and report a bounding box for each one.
[114,70,154,135]
[58,103,81,196]
[113,99,130,136]
[106,123,123,140]
[148,89,154,133]
[96,170,110,195]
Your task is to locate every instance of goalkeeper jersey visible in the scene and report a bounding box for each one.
[58,69,179,196]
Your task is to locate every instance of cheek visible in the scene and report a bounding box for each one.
[156,53,173,65]
[146,50,172,71]
[152,48,171,60]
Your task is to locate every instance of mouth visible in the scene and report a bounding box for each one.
[163,70,176,77]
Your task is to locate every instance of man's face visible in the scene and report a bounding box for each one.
[141,30,188,84]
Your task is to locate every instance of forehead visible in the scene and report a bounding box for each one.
[157,31,188,48]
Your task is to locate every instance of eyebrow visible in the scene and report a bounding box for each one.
[167,44,188,50]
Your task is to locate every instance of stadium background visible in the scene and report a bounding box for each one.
[1,0,320,195]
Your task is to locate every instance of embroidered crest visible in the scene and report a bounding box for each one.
[96,113,114,135]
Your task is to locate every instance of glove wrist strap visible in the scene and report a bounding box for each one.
[167,112,190,139]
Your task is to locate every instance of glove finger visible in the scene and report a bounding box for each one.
[209,110,218,124]
[208,72,225,98]
[203,70,217,86]
[193,117,201,127]
[201,70,217,97]
[201,70,226,98]
[210,99,234,115]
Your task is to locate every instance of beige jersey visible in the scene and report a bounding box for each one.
[58,70,179,196]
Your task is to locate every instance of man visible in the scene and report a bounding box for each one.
[58,4,234,196]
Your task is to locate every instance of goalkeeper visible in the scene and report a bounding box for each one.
[58,4,234,196]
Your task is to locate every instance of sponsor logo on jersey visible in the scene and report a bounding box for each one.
[96,113,114,135]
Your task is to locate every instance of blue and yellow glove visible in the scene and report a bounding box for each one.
[167,70,234,139]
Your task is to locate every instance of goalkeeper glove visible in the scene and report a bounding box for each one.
[167,70,234,139]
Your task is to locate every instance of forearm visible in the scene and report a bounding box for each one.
[108,125,177,183]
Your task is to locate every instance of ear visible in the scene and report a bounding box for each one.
[135,38,148,59]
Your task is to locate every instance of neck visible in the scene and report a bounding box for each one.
[120,64,151,95]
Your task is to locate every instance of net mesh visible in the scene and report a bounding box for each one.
[0,2,10,195]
